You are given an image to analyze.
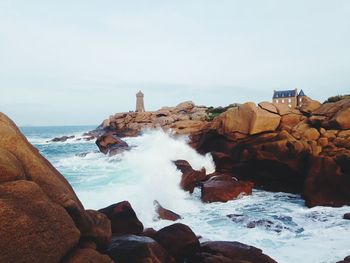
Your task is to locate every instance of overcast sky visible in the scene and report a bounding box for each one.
[0,0,349,126]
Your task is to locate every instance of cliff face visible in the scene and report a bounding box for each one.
[191,98,350,207]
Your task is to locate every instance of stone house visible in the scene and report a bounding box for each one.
[272,89,306,108]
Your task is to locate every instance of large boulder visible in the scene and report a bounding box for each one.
[153,223,200,260]
[211,102,281,138]
[311,98,350,129]
[63,248,114,263]
[201,174,253,203]
[174,160,207,193]
[303,156,350,207]
[0,180,80,263]
[299,97,321,114]
[0,112,112,262]
[106,235,175,263]
[99,201,144,235]
[188,241,277,263]
[95,131,129,155]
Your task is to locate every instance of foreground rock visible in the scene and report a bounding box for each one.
[95,132,129,156]
[0,113,112,262]
[99,201,144,235]
[188,241,278,263]
[153,223,200,260]
[174,160,207,193]
[51,135,75,142]
[106,235,176,263]
[154,200,182,221]
[192,98,350,207]
[201,174,254,203]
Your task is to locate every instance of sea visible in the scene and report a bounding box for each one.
[20,125,350,263]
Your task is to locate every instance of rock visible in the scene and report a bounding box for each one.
[106,235,175,263]
[62,248,114,263]
[318,137,328,147]
[280,113,302,131]
[155,109,171,117]
[343,213,350,220]
[0,113,111,262]
[332,107,350,129]
[211,102,281,137]
[0,148,25,183]
[134,112,153,123]
[99,201,144,235]
[141,228,157,239]
[201,174,253,203]
[170,120,208,135]
[95,131,129,155]
[174,160,207,193]
[210,151,235,173]
[154,200,182,221]
[0,180,80,263]
[154,223,200,259]
[174,101,195,113]
[189,241,277,263]
[303,156,350,207]
[259,101,278,114]
[51,135,75,142]
[299,97,321,114]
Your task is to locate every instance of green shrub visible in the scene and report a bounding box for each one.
[324,94,350,104]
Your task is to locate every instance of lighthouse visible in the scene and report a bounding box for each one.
[135,91,145,112]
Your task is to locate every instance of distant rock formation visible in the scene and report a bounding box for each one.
[100,101,209,138]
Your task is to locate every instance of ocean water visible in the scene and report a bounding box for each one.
[21,126,350,263]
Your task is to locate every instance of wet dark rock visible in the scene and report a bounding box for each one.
[98,201,143,235]
[174,160,207,193]
[154,200,182,221]
[106,235,175,263]
[50,135,75,142]
[343,213,350,220]
[201,174,253,203]
[95,132,130,156]
[153,223,200,260]
[188,241,278,263]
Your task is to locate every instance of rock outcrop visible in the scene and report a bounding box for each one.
[174,160,207,193]
[154,200,182,221]
[0,113,112,262]
[191,98,350,207]
[95,101,209,139]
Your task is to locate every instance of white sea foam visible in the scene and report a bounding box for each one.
[40,129,350,263]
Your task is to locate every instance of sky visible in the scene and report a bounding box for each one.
[0,0,349,126]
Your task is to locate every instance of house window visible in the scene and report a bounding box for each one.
[288,98,291,103]
[275,99,279,103]
[299,98,302,102]
[288,104,292,108]
[282,99,285,103]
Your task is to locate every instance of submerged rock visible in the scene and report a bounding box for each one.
[50,135,75,142]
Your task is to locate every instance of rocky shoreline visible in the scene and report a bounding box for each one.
[0,112,278,262]
[1,95,350,262]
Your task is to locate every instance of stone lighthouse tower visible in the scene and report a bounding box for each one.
[136,91,145,112]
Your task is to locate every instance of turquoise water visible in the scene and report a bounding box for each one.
[21,126,350,263]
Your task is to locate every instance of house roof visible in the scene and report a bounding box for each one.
[273,89,297,98]
[298,89,306,96]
